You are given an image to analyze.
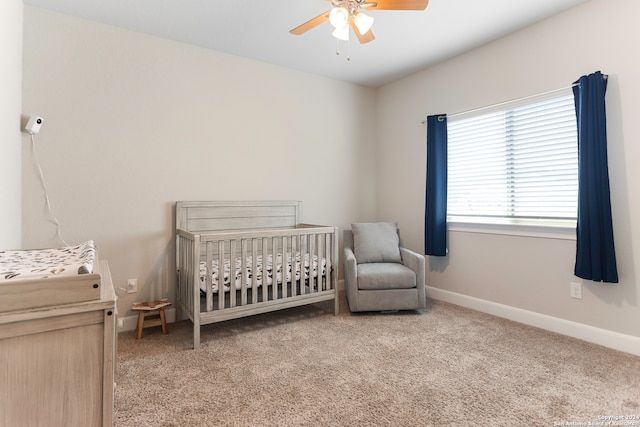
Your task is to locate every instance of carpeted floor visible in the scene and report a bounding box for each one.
[114,295,640,426]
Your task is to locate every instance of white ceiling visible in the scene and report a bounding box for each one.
[23,0,590,88]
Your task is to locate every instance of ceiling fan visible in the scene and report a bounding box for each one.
[290,0,430,44]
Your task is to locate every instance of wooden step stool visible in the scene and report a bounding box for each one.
[132,299,172,339]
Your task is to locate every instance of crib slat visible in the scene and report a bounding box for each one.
[325,232,331,291]
[333,229,339,314]
[300,234,307,295]
[323,233,327,289]
[291,235,298,297]
[319,233,323,292]
[218,240,225,311]
[316,233,323,291]
[206,241,213,312]
[252,238,258,304]
[181,235,194,317]
[320,233,324,288]
[241,239,248,306]
[181,236,186,308]
[318,233,323,291]
[262,238,269,303]
[230,239,237,308]
[282,236,288,299]
[308,233,315,293]
[191,236,196,315]
[272,237,278,301]
[178,235,185,309]
[192,234,201,349]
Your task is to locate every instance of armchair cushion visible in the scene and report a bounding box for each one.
[351,222,402,264]
[357,263,417,290]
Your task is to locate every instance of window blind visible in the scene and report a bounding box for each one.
[447,93,578,222]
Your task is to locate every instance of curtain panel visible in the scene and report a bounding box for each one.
[425,115,448,256]
[573,71,618,283]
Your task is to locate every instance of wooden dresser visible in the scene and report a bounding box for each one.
[0,260,116,427]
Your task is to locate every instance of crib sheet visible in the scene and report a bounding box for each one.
[199,252,326,293]
[0,241,96,282]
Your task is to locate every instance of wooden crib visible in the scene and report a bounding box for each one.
[175,201,339,349]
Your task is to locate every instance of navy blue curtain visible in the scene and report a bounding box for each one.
[573,71,618,283]
[425,114,448,256]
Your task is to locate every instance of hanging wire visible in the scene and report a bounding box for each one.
[30,133,69,246]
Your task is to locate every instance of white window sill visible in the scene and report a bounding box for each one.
[447,217,576,240]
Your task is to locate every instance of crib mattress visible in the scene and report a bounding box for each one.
[200,252,326,293]
[0,241,96,282]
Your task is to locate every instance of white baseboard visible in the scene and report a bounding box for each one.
[427,286,640,357]
[117,308,177,333]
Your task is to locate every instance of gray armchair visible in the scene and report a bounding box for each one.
[343,222,427,312]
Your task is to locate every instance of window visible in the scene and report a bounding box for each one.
[447,92,578,229]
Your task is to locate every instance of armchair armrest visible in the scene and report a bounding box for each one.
[400,247,426,303]
[344,247,358,283]
[343,247,359,305]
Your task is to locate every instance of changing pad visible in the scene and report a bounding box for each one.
[0,241,96,282]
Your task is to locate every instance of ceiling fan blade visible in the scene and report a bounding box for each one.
[365,0,429,10]
[349,18,375,44]
[290,11,331,35]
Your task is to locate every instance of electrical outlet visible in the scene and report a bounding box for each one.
[570,282,582,299]
[126,278,138,294]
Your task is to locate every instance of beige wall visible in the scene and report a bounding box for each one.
[377,0,640,339]
[21,7,378,316]
[0,0,23,249]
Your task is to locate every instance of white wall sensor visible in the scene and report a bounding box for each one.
[25,116,44,134]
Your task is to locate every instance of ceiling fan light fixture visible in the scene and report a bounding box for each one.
[329,7,349,29]
[353,12,374,34]
[332,24,350,41]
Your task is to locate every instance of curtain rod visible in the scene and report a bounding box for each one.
[419,79,602,125]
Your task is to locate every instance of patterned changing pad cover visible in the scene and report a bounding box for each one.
[0,241,96,282]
